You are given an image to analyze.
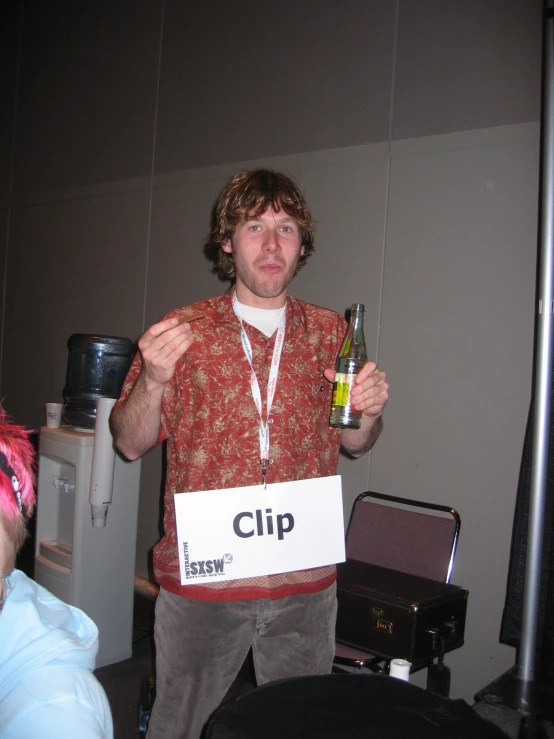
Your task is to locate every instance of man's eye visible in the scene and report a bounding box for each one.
[248,225,261,232]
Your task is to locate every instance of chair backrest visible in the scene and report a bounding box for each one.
[345,491,461,583]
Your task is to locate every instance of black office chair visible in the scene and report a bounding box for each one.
[333,491,461,691]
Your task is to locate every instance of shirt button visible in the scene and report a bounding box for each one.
[267,418,274,424]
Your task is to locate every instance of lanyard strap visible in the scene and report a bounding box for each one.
[232,292,286,487]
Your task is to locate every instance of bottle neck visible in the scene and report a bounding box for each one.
[342,307,367,360]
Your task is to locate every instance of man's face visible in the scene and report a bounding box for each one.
[222,207,305,309]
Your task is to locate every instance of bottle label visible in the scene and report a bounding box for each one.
[332,372,355,408]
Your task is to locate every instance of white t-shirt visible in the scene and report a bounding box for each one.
[235,299,285,338]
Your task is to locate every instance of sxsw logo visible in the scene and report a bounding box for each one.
[183,541,232,579]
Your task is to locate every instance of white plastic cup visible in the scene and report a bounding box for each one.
[389,658,411,681]
[45,402,63,428]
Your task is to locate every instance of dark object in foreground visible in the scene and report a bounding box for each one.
[202,673,509,739]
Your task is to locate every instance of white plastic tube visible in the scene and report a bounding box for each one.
[389,659,411,682]
[88,397,117,527]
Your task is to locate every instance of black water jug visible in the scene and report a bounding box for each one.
[62,334,135,429]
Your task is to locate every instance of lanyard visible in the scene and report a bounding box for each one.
[232,292,286,487]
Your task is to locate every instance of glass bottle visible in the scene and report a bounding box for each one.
[329,303,367,429]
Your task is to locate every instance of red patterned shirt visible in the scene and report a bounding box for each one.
[118,290,346,601]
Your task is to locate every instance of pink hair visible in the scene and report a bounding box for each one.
[0,407,36,521]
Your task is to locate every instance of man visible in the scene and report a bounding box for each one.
[111,168,388,739]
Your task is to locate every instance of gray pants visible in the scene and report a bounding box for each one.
[146,583,337,739]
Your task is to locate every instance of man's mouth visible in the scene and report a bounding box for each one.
[257,261,284,272]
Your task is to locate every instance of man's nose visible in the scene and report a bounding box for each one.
[263,227,281,252]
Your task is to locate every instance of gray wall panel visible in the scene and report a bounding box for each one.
[394,0,542,140]
[146,176,230,325]
[12,0,162,194]
[371,133,540,700]
[154,0,396,174]
[2,190,150,428]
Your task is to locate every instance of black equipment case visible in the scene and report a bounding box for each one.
[336,560,468,670]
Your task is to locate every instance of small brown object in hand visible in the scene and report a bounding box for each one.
[177,312,206,325]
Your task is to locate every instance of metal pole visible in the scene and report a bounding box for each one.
[517,0,554,685]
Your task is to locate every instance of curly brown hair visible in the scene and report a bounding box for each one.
[204,169,315,281]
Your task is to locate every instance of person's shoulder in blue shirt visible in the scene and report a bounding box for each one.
[0,569,113,738]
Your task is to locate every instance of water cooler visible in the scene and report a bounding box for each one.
[34,333,141,668]
[35,426,141,667]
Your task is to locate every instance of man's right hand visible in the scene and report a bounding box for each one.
[138,317,195,390]
[110,316,195,460]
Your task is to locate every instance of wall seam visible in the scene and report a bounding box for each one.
[367,0,400,489]
[142,0,166,333]
[4,123,539,211]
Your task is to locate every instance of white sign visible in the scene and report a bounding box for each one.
[173,475,345,585]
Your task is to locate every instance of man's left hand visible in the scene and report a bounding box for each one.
[324,362,388,418]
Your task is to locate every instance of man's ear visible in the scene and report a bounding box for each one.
[222,239,232,254]
[300,245,305,256]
